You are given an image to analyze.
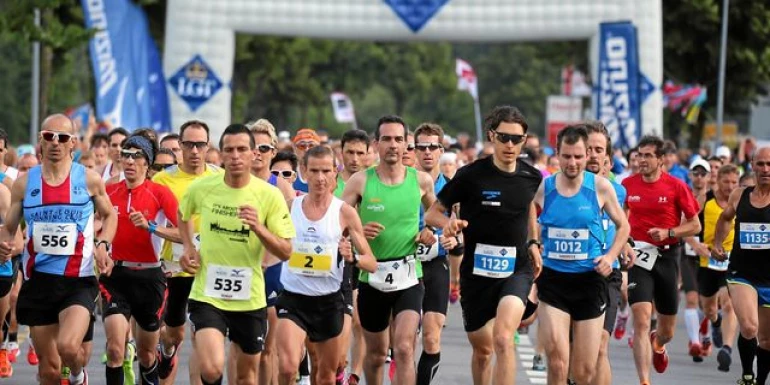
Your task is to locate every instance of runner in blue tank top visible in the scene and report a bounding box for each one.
[0,114,117,385]
[531,124,629,385]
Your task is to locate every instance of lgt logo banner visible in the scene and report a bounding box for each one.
[168,54,223,112]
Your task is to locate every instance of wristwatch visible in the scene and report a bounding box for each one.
[351,254,360,267]
[526,239,542,250]
[94,239,111,252]
[148,221,158,234]
[668,229,676,239]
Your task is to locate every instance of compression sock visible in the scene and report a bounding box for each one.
[417,351,441,385]
[684,308,700,343]
[106,365,124,385]
[201,376,222,385]
[299,350,310,376]
[738,334,757,377]
[757,347,770,385]
[139,360,159,385]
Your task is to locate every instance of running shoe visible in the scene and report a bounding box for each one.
[701,336,713,357]
[514,331,520,345]
[100,352,107,365]
[717,346,732,372]
[449,282,460,304]
[5,342,19,363]
[27,343,38,365]
[345,373,360,385]
[712,314,724,348]
[627,329,634,349]
[689,341,704,363]
[737,374,757,385]
[0,349,13,378]
[385,348,392,364]
[335,367,345,385]
[158,343,179,379]
[123,341,136,385]
[532,354,546,371]
[60,366,71,385]
[650,330,669,373]
[613,313,628,340]
[297,375,311,385]
[71,368,88,385]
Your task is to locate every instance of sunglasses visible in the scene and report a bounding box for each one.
[692,171,709,177]
[181,141,208,150]
[151,163,175,172]
[120,150,146,160]
[415,143,443,151]
[257,144,275,154]
[494,132,526,145]
[271,170,295,179]
[41,131,74,143]
[406,144,415,152]
[295,142,317,151]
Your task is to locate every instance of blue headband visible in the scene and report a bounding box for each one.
[123,136,155,165]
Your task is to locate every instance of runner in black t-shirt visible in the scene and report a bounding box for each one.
[426,106,541,385]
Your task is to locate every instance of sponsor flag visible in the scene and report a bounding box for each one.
[82,0,171,132]
[330,92,356,123]
[456,58,479,101]
[595,21,643,150]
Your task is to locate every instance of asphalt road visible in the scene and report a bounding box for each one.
[7,302,742,384]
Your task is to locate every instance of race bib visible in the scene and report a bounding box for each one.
[33,222,77,255]
[288,242,334,277]
[633,241,660,271]
[473,243,516,278]
[739,223,770,250]
[417,235,440,262]
[368,256,418,292]
[684,236,699,256]
[204,264,252,301]
[707,251,729,271]
[546,227,589,261]
[172,233,201,261]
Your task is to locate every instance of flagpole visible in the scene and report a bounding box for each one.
[473,97,483,148]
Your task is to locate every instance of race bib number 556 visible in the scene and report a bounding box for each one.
[33,222,76,255]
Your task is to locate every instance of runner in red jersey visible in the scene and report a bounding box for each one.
[101,134,180,385]
[622,135,701,385]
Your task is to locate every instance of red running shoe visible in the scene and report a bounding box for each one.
[650,330,669,373]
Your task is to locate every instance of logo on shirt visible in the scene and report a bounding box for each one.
[231,269,246,277]
[500,249,508,256]
[367,203,385,212]
[307,227,316,233]
[482,190,501,200]
[31,189,40,197]
[314,245,323,254]
[578,205,591,211]
[572,231,581,238]
[658,196,668,203]
[73,186,87,196]
[628,195,640,202]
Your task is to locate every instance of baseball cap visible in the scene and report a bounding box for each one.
[715,145,731,159]
[689,158,711,172]
[16,144,35,157]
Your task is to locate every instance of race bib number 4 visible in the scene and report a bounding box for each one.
[633,241,660,271]
[546,227,589,261]
[473,243,516,278]
[739,223,770,250]
[172,233,201,261]
[417,235,440,262]
[33,222,77,255]
[368,256,418,292]
[288,242,334,277]
[204,264,252,301]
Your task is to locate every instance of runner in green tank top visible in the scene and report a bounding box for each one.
[341,115,436,385]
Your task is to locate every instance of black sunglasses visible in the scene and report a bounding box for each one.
[120,150,146,160]
[415,143,443,151]
[257,144,275,154]
[692,170,709,177]
[181,141,208,150]
[41,131,74,143]
[271,170,295,179]
[151,163,175,172]
[494,132,526,145]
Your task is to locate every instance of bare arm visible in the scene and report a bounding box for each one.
[88,170,116,243]
[2,174,27,238]
[341,204,377,273]
[598,178,630,259]
[713,187,741,252]
[253,225,292,261]
[341,171,365,208]
[0,185,23,256]
[418,171,436,210]
[276,177,296,207]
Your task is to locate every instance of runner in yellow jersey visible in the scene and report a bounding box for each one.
[153,120,221,384]
[180,124,295,385]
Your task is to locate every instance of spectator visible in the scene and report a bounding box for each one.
[439,152,458,180]
[78,150,96,170]
[663,141,690,185]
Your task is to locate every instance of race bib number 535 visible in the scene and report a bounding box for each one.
[204,264,252,301]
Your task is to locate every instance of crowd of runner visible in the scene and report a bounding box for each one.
[0,106,767,385]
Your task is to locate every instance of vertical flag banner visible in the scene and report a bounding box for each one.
[66,103,92,135]
[330,92,356,123]
[596,21,643,150]
[456,58,479,100]
[82,0,171,132]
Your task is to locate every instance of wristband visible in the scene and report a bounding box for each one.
[526,239,542,250]
[148,221,157,234]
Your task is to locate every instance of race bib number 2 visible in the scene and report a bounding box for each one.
[473,243,516,278]
[33,222,77,255]
[204,264,252,301]
[288,242,334,277]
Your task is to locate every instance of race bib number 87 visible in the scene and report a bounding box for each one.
[33,222,77,255]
